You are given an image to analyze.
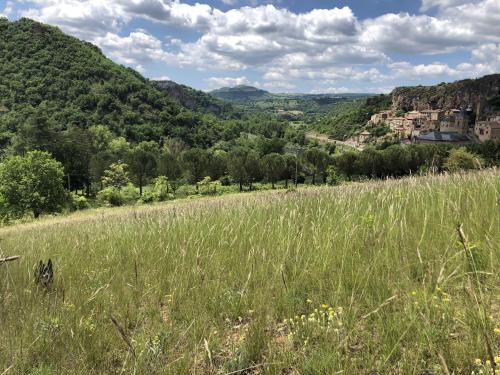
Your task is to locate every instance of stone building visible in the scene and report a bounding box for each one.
[474,115,500,142]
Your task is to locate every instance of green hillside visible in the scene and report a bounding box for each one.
[154,80,235,117]
[1,170,499,374]
[210,85,270,101]
[0,18,214,146]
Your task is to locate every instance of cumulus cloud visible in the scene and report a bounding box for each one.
[92,29,174,66]
[0,1,14,18]
[420,0,479,11]
[18,0,500,91]
[206,76,250,88]
[360,12,476,55]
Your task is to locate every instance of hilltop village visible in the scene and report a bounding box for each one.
[365,107,500,145]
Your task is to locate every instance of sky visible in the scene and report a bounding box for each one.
[1,0,500,93]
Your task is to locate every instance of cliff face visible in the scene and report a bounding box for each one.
[154,80,230,115]
[390,74,500,116]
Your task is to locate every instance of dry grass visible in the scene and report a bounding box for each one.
[0,170,499,374]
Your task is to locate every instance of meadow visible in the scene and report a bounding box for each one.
[0,170,499,374]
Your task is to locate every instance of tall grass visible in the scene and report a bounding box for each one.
[1,170,499,374]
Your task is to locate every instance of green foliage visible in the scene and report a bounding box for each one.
[96,187,123,207]
[0,150,66,218]
[101,162,130,189]
[314,95,392,140]
[262,153,285,188]
[126,141,158,195]
[69,193,90,211]
[326,166,342,186]
[444,147,484,172]
[198,176,221,195]
[152,176,171,201]
[0,18,184,144]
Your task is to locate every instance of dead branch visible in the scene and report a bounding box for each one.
[0,256,20,264]
[110,314,136,359]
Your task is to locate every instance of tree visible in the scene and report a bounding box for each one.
[182,148,209,189]
[0,151,67,218]
[444,147,484,172]
[59,126,93,193]
[262,153,285,189]
[333,151,359,180]
[283,154,299,188]
[102,162,130,189]
[90,150,113,191]
[127,141,158,195]
[228,147,262,191]
[158,147,182,182]
[305,147,330,184]
[207,150,228,180]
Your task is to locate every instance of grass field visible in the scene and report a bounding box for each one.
[1,170,499,374]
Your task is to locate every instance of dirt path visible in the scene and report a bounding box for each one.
[306,131,362,150]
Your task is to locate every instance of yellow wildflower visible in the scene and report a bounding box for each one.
[494,327,500,335]
[475,359,482,366]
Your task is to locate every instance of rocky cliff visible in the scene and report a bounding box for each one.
[154,80,232,116]
[390,74,500,118]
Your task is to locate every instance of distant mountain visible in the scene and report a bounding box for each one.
[390,74,500,117]
[210,85,270,101]
[154,80,234,116]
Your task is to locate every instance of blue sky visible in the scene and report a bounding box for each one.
[2,0,499,93]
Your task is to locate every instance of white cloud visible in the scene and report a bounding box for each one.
[0,1,14,18]
[310,87,350,94]
[420,0,478,11]
[206,76,250,88]
[18,0,500,92]
[361,12,476,55]
[92,29,174,66]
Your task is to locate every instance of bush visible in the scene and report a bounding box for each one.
[176,184,197,197]
[444,147,484,172]
[219,175,232,186]
[97,188,124,207]
[121,184,140,204]
[326,166,342,186]
[139,191,155,204]
[69,193,90,211]
[152,176,171,201]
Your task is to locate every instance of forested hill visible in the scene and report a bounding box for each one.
[0,18,218,147]
[153,80,234,117]
[210,85,270,101]
[390,74,500,114]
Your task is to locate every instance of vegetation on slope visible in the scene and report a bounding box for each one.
[390,74,500,114]
[0,18,188,144]
[314,95,392,140]
[154,80,235,117]
[0,170,499,374]
[210,85,270,101]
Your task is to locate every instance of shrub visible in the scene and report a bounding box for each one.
[444,147,484,172]
[121,184,141,204]
[97,188,124,207]
[152,176,171,201]
[219,175,232,186]
[326,166,342,186]
[139,191,155,204]
[69,193,90,211]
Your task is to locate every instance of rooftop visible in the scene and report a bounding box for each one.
[416,132,471,142]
